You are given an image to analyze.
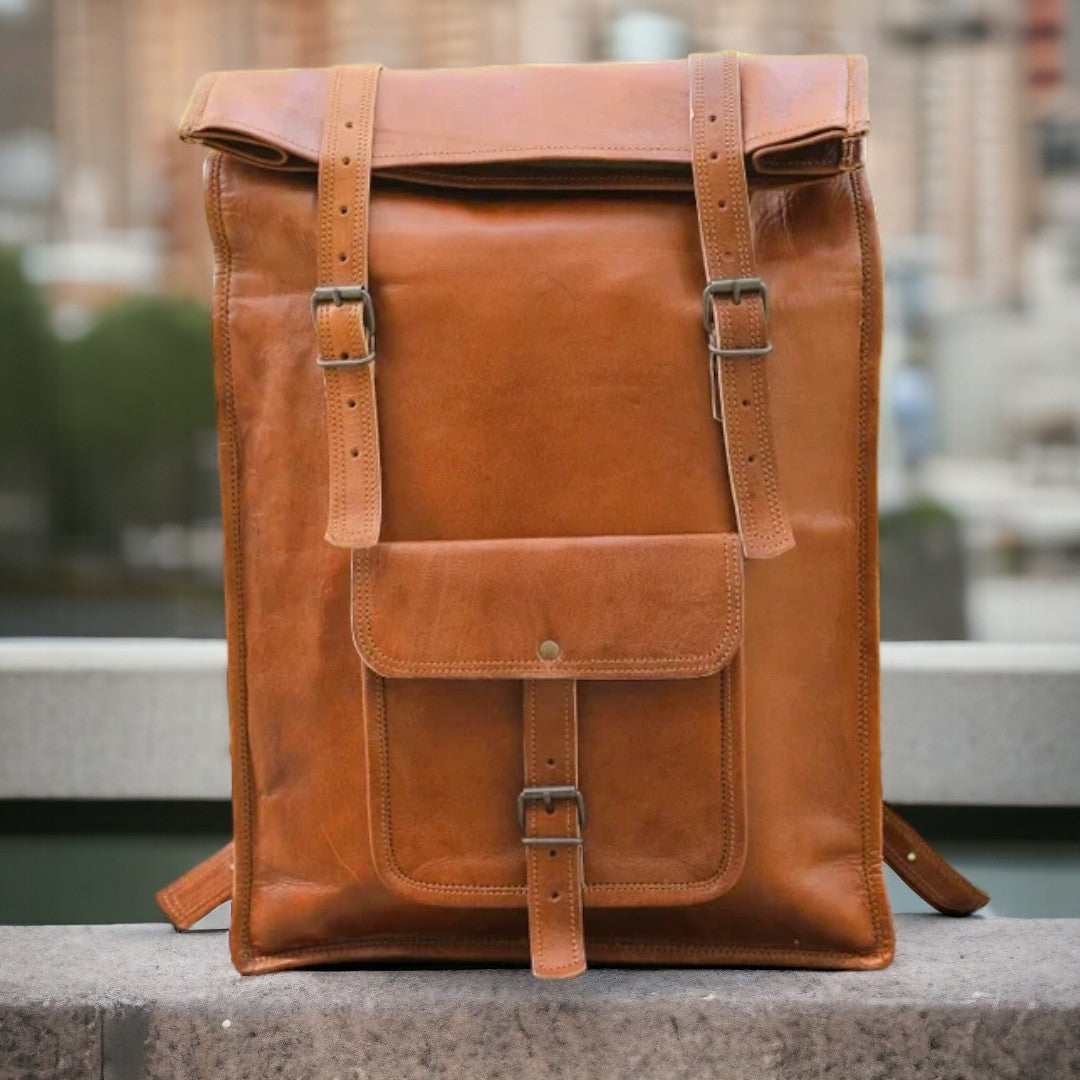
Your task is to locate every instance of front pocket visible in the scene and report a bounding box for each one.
[353,533,746,909]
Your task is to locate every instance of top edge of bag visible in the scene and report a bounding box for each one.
[177,53,869,181]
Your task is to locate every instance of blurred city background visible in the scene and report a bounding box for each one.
[2,0,1080,642]
[4,0,1080,930]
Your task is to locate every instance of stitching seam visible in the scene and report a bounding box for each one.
[562,681,583,969]
[204,153,257,965]
[851,168,888,955]
[179,73,218,140]
[526,684,543,967]
[191,124,861,165]
[242,931,883,968]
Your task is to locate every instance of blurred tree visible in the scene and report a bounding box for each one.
[0,246,54,462]
[56,296,215,539]
[0,246,58,571]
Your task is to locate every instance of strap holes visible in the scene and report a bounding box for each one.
[709,151,719,161]
[708,113,717,122]
[545,757,556,768]
[342,155,351,165]
[339,205,349,215]
[544,804,555,816]
[339,351,349,361]
[748,453,756,463]
[548,849,557,859]
[550,891,561,902]
[346,398,357,409]
[717,199,727,210]
[350,448,360,458]
[338,252,347,263]
[741,398,750,407]
[344,121,354,129]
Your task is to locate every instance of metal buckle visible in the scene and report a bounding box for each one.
[311,285,376,367]
[518,785,586,846]
[701,277,773,359]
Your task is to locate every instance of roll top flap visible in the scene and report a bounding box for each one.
[179,54,867,180]
[352,533,743,680]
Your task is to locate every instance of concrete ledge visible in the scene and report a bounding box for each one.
[0,639,229,799]
[3,639,1080,804]
[1,917,1078,1079]
[881,642,1080,805]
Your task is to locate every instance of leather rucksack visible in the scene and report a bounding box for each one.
[158,52,987,978]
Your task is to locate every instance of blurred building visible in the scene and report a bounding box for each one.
[3,0,1080,639]
[8,0,1075,459]
[25,0,1075,460]
[22,0,1038,305]
[0,0,53,247]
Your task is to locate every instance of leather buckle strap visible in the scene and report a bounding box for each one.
[703,278,773,358]
[689,52,794,561]
[316,63,384,548]
[521,680,587,979]
[518,786,585,844]
[703,279,774,419]
[312,286,376,367]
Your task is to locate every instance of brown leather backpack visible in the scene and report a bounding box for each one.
[158,52,987,978]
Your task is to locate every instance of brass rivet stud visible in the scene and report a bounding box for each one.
[538,639,561,661]
[906,851,917,863]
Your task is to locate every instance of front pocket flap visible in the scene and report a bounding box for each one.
[352,533,742,679]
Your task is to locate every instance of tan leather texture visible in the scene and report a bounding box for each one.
[164,51,978,978]
[353,533,743,679]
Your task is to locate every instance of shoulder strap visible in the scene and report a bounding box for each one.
[883,803,990,917]
[314,63,385,548]
[156,802,989,930]
[155,842,233,930]
[689,52,794,560]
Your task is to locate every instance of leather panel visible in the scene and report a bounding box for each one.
[353,533,742,680]
[179,55,867,180]
[368,188,735,542]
